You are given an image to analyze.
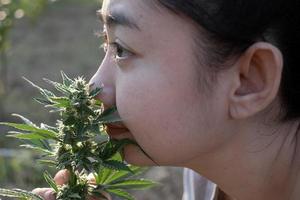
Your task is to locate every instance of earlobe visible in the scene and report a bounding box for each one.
[229,42,283,119]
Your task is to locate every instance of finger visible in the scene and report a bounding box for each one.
[32,188,56,200]
[54,169,70,185]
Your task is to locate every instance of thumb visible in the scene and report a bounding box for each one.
[53,169,70,185]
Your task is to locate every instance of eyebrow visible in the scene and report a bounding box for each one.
[97,9,141,31]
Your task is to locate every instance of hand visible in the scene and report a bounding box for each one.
[32,170,111,200]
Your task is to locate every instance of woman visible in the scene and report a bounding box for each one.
[34,0,300,199]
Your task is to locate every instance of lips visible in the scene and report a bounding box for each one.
[105,123,132,140]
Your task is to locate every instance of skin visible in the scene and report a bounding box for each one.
[35,0,300,199]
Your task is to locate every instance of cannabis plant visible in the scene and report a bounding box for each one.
[0,72,156,200]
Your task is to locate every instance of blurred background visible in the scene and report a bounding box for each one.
[0,0,183,199]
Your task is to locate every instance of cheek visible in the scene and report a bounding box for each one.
[115,62,224,165]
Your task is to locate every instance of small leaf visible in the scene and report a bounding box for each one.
[107,179,157,190]
[94,99,103,106]
[0,122,40,132]
[50,97,71,107]
[0,122,58,140]
[20,144,54,155]
[40,123,58,133]
[102,160,132,172]
[89,87,103,98]
[81,104,97,117]
[34,97,54,105]
[26,139,52,151]
[106,189,134,200]
[43,78,70,95]
[12,114,37,127]
[61,71,74,87]
[44,171,59,192]
[67,193,82,199]
[95,167,115,185]
[104,166,144,184]
[8,132,51,140]
[101,139,136,160]
[38,159,57,166]
[95,107,122,124]
[23,77,56,99]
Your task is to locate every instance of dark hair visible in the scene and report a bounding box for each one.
[153,0,300,121]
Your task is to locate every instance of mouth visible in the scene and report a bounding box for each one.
[105,122,133,140]
[106,122,158,165]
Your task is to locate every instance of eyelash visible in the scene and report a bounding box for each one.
[98,31,133,62]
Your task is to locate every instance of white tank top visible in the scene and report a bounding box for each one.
[182,168,218,200]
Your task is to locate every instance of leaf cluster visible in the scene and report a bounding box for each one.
[0,72,156,200]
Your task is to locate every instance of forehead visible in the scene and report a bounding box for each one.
[101,0,196,32]
[102,0,148,17]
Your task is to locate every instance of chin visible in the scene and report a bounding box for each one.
[123,144,159,167]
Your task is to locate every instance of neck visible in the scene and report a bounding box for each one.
[189,119,300,200]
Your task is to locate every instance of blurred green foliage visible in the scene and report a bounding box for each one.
[0,150,55,189]
[0,0,52,53]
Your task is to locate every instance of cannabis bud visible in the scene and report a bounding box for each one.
[0,72,156,200]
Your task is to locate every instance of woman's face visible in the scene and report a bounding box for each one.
[90,0,232,167]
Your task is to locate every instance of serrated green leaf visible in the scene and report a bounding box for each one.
[38,159,57,166]
[26,138,51,151]
[103,166,144,184]
[8,132,51,140]
[106,189,134,200]
[103,160,132,172]
[23,77,56,99]
[12,114,37,127]
[34,97,54,105]
[0,122,58,140]
[20,144,54,155]
[44,171,59,192]
[1,122,40,132]
[107,179,156,190]
[95,167,115,185]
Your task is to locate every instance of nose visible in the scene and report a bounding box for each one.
[89,58,116,108]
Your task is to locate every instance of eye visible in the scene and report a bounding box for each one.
[98,32,133,61]
[110,42,133,60]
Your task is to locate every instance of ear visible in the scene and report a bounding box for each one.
[229,42,283,119]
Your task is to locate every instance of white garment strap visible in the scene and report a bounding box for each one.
[182,168,217,200]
